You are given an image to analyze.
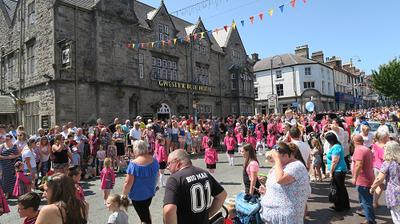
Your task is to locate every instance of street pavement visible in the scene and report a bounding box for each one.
[1,152,393,224]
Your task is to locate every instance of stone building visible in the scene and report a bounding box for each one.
[0,0,254,134]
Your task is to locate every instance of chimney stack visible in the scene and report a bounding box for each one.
[311,51,324,63]
[325,56,342,68]
[294,45,309,59]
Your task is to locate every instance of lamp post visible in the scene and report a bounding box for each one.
[270,55,284,114]
[350,56,361,67]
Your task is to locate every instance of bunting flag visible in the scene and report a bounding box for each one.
[125,0,309,50]
[279,4,285,13]
[268,9,274,17]
[290,0,296,8]
[250,16,254,24]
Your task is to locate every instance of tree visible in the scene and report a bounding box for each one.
[371,58,400,100]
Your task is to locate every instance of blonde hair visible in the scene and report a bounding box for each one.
[104,157,112,168]
[107,194,129,211]
[384,141,400,163]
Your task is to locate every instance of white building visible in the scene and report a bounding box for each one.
[254,45,336,114]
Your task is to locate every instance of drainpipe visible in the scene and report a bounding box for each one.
[18,0,25,125]
[74,6,79,125]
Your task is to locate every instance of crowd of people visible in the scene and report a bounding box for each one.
[0,105,399,224]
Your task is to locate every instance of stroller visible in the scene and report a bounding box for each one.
[216,192,262,224]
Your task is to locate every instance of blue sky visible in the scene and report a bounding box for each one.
[141,0,400,74]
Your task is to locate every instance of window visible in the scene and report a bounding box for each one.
[26,43,36,77]
[303,81,315,89]
[152,56,177,81]
[276,70,282,79]
[194,63,209,85]
[24,101,39,135]
[231,49,242,65]
[276,84,284,96]
[158,24,169,41]
[328,82,331,93]
[195,40,207,55]
[254,87,258,99]
[305,67,311,75]
[6,55,16,82]
[231,80,237,90]
[27,2,35,24]
[138,53,144,79]
[321,80,325,93]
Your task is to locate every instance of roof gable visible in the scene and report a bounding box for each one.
[146,0,176,32]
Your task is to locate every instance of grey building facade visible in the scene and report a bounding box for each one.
[0,0,254,134]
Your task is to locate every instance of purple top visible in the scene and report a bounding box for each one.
[380,161,400,208]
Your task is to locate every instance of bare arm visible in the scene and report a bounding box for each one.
[352,160,362,184]
[163,204,177,224]
[330,155,340,176]
[370,172,386,193]
[249,171,258,195]
[121,174,135,196]
[208,190,227,219]
[274,159,295,185]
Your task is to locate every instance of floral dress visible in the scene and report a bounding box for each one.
[380,161,400,210]
[260,160,311,224]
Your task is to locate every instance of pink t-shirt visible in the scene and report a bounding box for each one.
[371,144,384,169]
[236,133,243,144]
[204,147,218,164]
[246,160,259,177]
[352,145,374,187]
[154,144,167,163]
[245,136,257,149]
[224,136,236,151]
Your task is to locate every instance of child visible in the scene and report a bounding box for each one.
[100,158,115,205]
[236,128,244,147]
[71,146,81,167]
[310,138,323,182]
[68,166,85,202]
[184,125,192,154]
[106,194,129,224]
[224,130,236,166]
[154,136,167,187]
[204,139,218,173]
[17,192,41,224]
[201,131,210,151]
[0,185,10,216]
[97,145,106,175]
[13,161,31,197]
[107,141,117,169]
[266,129,277,150]
[245,130,257,151]
[255,125,265,155]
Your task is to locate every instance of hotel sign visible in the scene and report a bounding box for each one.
[158,80,212,92]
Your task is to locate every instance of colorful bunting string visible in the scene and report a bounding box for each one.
[125,0,308,50]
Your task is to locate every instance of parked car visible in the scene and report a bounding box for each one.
[354,121,399,140]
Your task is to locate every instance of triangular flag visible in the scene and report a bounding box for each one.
[231,20,236,30]
[161,40,165,47]
[193,33,198,40]
[290,0,296,8]
[179,37,184,44]
[240,20,245,27]
[173,38,177,45]
[259,13,264,21]
[223,25,228,32]
[200,32,205,39]
[132,44,136,49]
[249,16,254,24]
[268,9,274,17]
[127,43,131,48]
[168,40,172,46]
[185,36,190,43]
[151,42,154,48]
[279,5,284,13]
[207,30,213,36]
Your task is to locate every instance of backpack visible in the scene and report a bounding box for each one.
[235,192,262,224]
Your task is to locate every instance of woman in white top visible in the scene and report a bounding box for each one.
[21,138,37,186]
[39,136,51,177]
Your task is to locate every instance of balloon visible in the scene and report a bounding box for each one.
[305,101,315,112]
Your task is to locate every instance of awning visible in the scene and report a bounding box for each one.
[0,95,16,114]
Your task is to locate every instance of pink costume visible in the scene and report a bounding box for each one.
[100,167,115,190]
[236,133,244,145]
[224,136,236,151]
[154,144,167,163]
[266,134,277,149]
[245,136,257,149]
[204,147,218,165]
[255,129,263,142]
[12,171,31,197]
[0,186,10,214]
[201,135,209,150]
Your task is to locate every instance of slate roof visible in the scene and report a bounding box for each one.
[0,95,16,114]
[60,0,95,10]
[254,53,319,72]
[0,0,18,25]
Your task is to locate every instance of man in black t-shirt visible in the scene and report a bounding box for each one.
[163,149,227,224]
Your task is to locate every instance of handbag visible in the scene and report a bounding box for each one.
[328,179,337,203]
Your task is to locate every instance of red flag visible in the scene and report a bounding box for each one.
[161,41,165,47]
[223,25,228,32]
[250,16,254,24]
[127,43,132,48]
[168,40,172,46]
[290,0,296,8]
[193,33,198,40]
[259,13,264,21]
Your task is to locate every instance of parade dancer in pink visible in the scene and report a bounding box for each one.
[154,136,168,187]
[204,140,218,173]
[224,130,237,166]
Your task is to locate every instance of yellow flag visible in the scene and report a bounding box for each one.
[151,42,154,48]
[132,44,136,49]
[200,32,205,39]
[232,20,237,30]
[268,9,274,16]
[173,38,177,45]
